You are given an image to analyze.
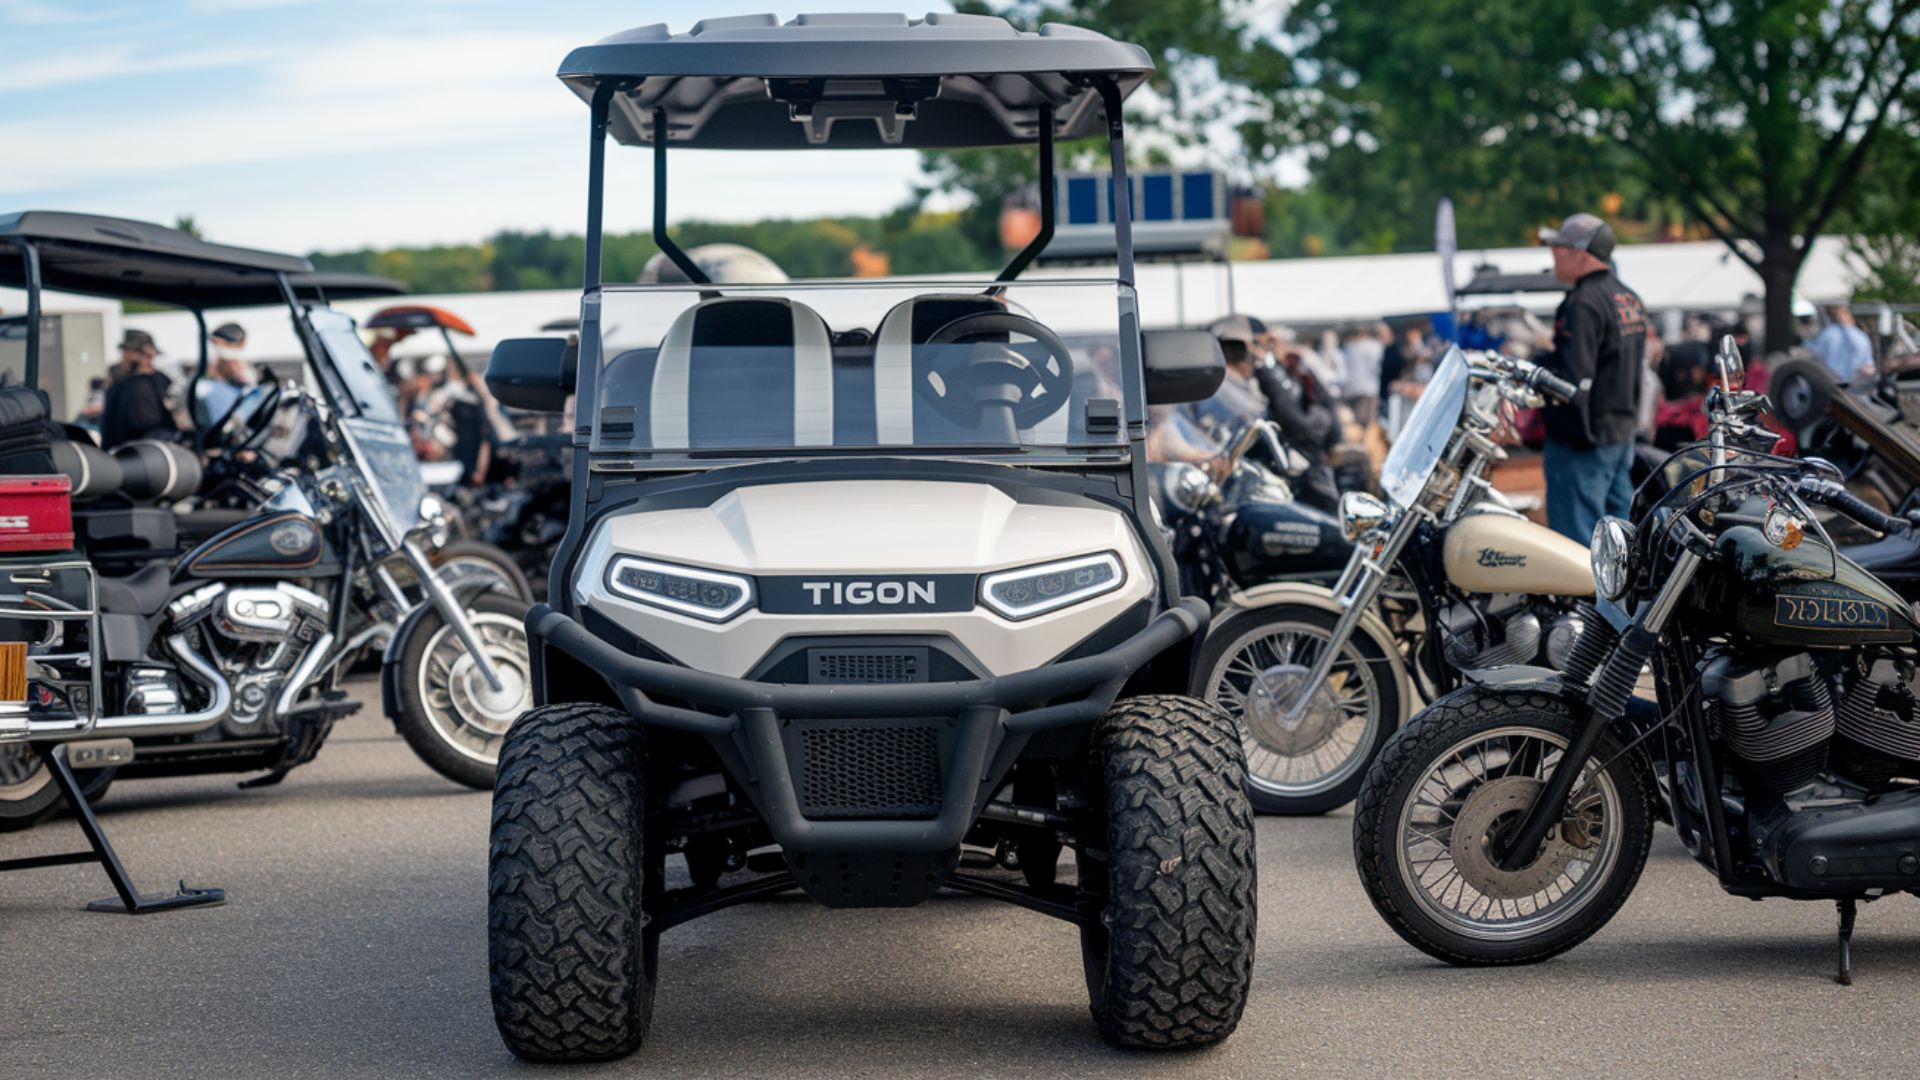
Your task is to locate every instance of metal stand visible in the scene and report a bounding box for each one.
[1835,897,1857,986]
[0,743,224,913]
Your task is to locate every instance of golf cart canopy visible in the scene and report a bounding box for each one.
[366,305,476,335]
[559,12,1153,149]
[0,211,405,309]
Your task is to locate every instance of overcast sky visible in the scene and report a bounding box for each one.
[0,1,966,254]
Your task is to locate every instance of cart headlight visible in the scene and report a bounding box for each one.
[980,552,1125,621]
[1590,516,1632,601]
[606,555,754,622]
[1339,491,1391,541]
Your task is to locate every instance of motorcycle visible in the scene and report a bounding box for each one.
[1200,345,1597,814]
[1354,337,1920,982]
[0,219,535,843]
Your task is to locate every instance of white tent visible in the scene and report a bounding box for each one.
[17,235,1867,366]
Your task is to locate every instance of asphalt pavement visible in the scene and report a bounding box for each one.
[4,677,1920,1078]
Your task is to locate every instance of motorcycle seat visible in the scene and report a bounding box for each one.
[1842,530,1920,593]
[176,507,258,545]
[95,562,176,618]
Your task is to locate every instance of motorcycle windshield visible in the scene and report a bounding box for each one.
[1380,345,1469,508]
[305,308,424,535]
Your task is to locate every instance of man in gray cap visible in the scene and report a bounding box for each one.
[1536,212,1647,542]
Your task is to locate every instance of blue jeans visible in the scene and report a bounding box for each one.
[1543,438,1634,543]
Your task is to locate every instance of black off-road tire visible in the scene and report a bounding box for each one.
[1079,694,1256,1049]
[1352,688,1655,966]
[489,704,656,1063]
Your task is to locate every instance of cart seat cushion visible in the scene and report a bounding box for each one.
[648,297,834,449]
[871,293,1004,445]
[96,561,174,618]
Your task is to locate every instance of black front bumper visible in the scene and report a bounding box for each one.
[525,597,1207,858]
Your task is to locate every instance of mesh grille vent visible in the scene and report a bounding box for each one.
[798,724,942,819]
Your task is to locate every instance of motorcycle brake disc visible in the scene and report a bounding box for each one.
[1449,775,1581,900]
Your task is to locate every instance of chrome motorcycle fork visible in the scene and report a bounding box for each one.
[399,541,505,692]
[1282,507,1423,725]
[1495,527,1707,872]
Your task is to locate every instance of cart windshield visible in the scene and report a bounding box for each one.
[588,278,1138,466]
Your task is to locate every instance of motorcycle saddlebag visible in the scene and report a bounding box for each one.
[0,385,56,477]
[0,476,74,553]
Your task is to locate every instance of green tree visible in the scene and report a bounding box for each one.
[1290,0,1920,350]
[1838,131,1920,303]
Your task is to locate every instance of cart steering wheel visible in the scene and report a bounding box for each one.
[206,380,284,457]
[916,312,1075,441]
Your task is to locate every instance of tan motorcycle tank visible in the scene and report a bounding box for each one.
[1441,510,1595,597]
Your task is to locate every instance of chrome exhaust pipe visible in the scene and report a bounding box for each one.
[92,633,233,738]
[273,631,336,719]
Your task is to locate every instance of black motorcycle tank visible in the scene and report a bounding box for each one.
[1224,494,1351,583]
[1712,525,1914,647]
[176,511,342,580]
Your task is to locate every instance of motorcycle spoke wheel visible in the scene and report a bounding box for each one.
[1395,726,1623,941]
[1207,620,1380,799]
[416,611,532,766]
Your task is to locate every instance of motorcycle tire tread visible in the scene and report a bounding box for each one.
[1352,688,1654,967]
[489,702,655,1063]
[1082,694,1257,1049]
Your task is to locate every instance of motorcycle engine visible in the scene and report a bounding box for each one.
[164,582,333,736]
[1832,658,1920,790]
[1701,650,1836,796]
[1438,594,1573,669]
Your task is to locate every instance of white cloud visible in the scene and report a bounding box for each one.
[0,1,101,25]
[187,0,315,12]
[0,44,249,93]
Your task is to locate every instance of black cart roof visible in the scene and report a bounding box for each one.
[0,211,407,309]
[560,12,1153,150]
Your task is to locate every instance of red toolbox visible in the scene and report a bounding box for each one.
[0,476,73,553]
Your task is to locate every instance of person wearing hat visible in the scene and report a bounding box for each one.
[100,328,181,449]
[1184,314,1271,438]
[195,322,255,427]
[1536,212,1648,542]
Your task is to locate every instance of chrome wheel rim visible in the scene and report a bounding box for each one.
[0,741,49,803]
[1393,725,1623,941]
[415,610,531,765]
[1205,618,1381,798]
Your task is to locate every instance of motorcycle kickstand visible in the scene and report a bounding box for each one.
[1835,897,1858,986]
[0,743,225,914]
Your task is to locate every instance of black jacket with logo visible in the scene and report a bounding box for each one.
[1543,269,1647,449]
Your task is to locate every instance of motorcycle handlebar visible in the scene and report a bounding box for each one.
[1798,478,1910,536]
[1527,366,1579,405]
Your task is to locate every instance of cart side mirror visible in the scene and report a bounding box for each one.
[1142,330,1225,405]
[485,337,575,413]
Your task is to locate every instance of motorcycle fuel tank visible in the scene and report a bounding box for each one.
[177,511,340,581]
[1441,510,1595,597]
[1223,493,1351,583]
[1713,524,1915,647]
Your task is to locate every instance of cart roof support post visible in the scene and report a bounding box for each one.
[996,103,1056,284]
[21,241,42,388]
[653,108,710,286]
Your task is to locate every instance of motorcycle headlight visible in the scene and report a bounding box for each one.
[1164,463,1215,514]
[1339,491,1391,541]
[1590,516,1632,601]
[605,555,754,622]
[980,551,1125,621]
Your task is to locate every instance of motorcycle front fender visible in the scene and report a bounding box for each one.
[378,574,505,723]
[1222,580,1416,727]
[1459,663,1572,698]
